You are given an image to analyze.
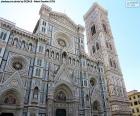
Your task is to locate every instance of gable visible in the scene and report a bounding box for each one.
[50,12,78,30]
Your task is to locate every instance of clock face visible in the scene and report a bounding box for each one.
[57,38,66,47]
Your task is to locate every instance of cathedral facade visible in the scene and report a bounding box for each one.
[0,3,131,116]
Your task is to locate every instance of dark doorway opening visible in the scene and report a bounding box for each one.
[56,109,66,116]
[0,113,14,116]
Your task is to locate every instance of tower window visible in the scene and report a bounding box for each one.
[137,108,139,112]
[134,101,138,105]
[92,46,95,54]
[33,87,39,99]
[0,32,7,40]
[113,61,117,68]
[35,68,41,77]
[37,59,42,66]
[42,21,46,26]
[102,24,107,33]
[38,46,44,52]
[91,25,96,36]
[110,59,113,67]
[109,44,112,50]
[132,109,135,113]
[96,42,99,50]
[42,27,46,33]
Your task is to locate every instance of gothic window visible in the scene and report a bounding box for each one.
[13,38,18,46]
[35,68,41,77]
[56,53,59,60]
[3,33,7,40]
[56,91,66,101]
[51,51,54,58]
[42,27,46,33]
[110,59,113,67]
[62,52,67,58]
[90,78,96,87]
[96,42,99,50]
[0,47,2,54]
[48,24,53,32]
[46,49,49,57]
[69,57,71,64]
[0,32,7,40]
[37,59,42,66]
[33,87,39,99]
[102,24,107,33]
[113,61,117,68]
[86,94,89,101]
[21,40,25,49]
[39,46,44,53]
[42,21,46,26]
[73,58,75,65]
[0,32,4,39]
[132,109,135,113]
[92,101,100,111]
[4,94,16,105]
[109,43,112,50]
[83,80,87,87]
[91,25,96,36]
[92,46,95,54]
[28,43,32,51]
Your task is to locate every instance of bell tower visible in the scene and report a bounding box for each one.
[84,3,131,115]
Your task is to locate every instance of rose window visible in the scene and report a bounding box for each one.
[12,61,23,70]
[57,38,66,47]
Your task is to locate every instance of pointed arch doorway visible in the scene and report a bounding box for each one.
[53,84,74,116]
[56,109,66,116]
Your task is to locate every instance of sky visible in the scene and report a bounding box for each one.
[0,0,140,92]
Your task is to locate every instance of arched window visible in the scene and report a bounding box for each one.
[69,57,71,64]
[62,52,67,58]
[33,87,39,99]
[28,43,32,51]
[90,78,96,87]
[86,94,89,101]
[0,32,4,39]
[35,68,41,77]
[51,51,54,58]
[109,43,112,50]
[56,52,59,60]
[13,38,18,46]
[96,42,99,50]
[56,91,66,101]
[91,25,96,36]
[93,101,100,111]
[46,49,49,57]
[113,61,117,68]
[73,58,75,65]
[102,24,107,33]
[3,33,7,40]
[92,46,95,53]
[21,40,25,49]
[110,59,113,67]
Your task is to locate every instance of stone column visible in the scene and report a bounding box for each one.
[47,99,54,116]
